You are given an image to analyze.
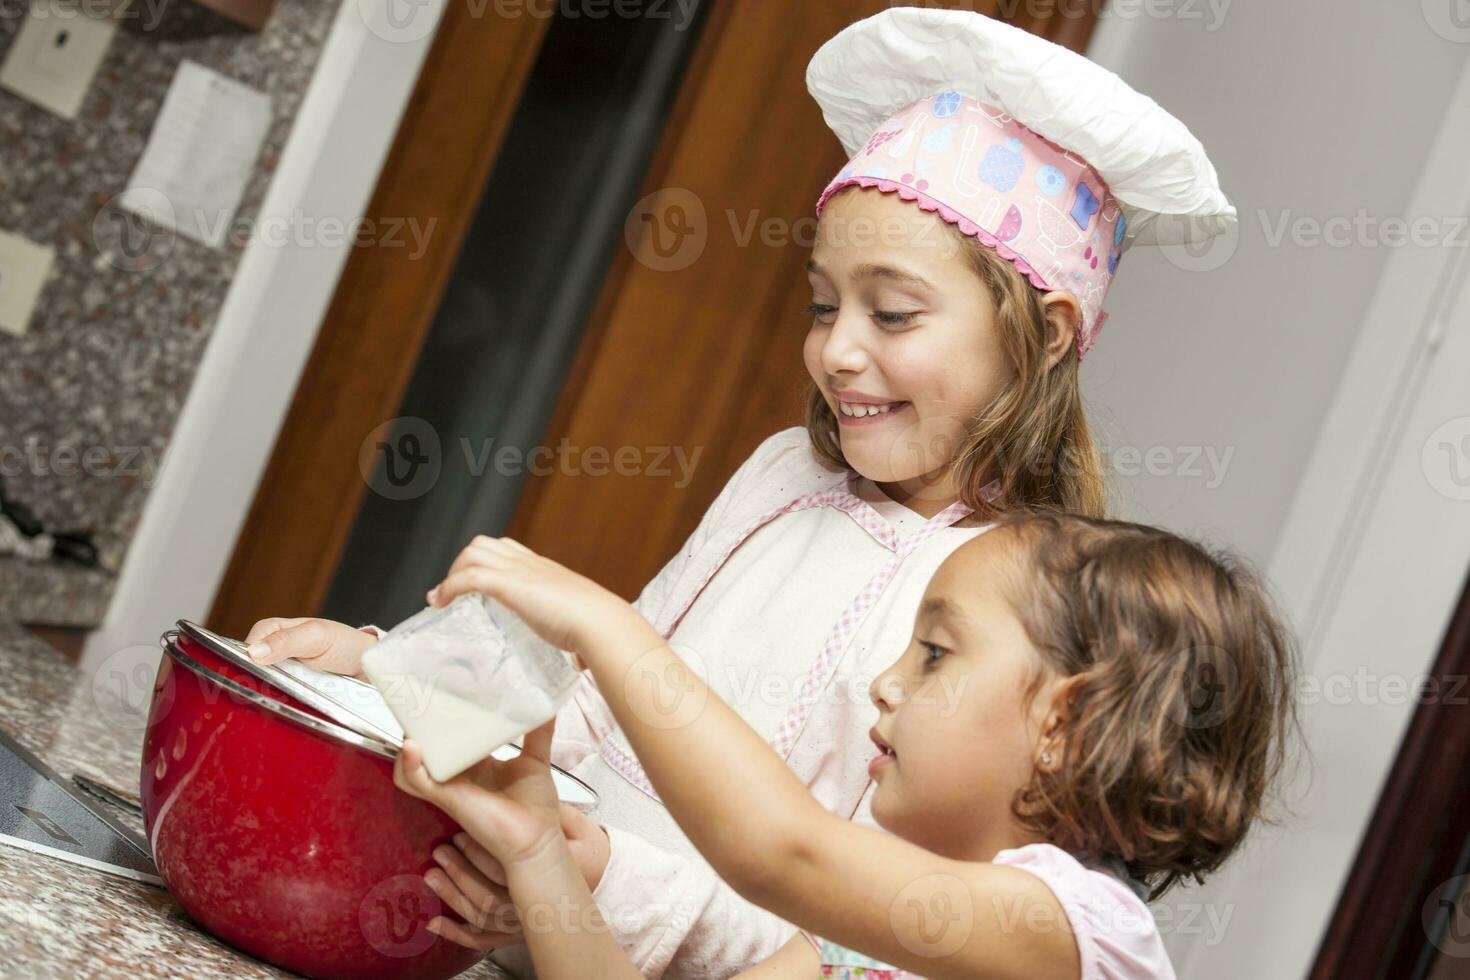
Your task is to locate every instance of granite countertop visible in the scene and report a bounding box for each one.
[0,619,509,978]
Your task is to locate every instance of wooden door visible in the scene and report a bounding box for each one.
[1308,564,1470,978]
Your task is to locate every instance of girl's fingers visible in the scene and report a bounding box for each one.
[425,868,490,929]
[426,866,519,933]
[432,539,550,609]
[438,537,538,595]
[243,617,311,645]
[520,718,556,764]
[444,540,513,581]
[394,740,438,801]
[429,916,520,952]
[432,558,497,604]
[433,568,511,608]
[248,620,330,666]
[402,739,425,772]
[453,832,508,887]
[392,755,418,799]
[431,847,518,929]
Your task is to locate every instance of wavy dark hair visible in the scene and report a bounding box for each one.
[992,511,1300,899]
[803,201,1107,520]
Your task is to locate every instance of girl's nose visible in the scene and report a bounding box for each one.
[820,311,870,376]
[870,666,907,711]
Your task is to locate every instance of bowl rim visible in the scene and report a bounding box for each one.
[161,629,400,761]
[157,628,600,807]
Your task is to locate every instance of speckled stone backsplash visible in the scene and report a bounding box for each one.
[0,0,338,624]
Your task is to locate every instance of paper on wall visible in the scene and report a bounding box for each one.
[119,61,271,249]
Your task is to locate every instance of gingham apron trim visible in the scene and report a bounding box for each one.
[599,479,978,802]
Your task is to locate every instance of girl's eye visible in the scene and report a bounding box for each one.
[800,304,919,328]
[920,641,947,666]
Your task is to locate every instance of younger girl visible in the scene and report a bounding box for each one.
[248,9,1237,971]
[397,514,1297,978]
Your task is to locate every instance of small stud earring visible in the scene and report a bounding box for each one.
[1040,749,1053,766]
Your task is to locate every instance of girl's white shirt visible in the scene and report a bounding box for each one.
[525,426,992,978]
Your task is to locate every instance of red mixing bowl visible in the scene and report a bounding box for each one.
[141,625,490,979]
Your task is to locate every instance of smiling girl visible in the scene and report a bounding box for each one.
[246,10,1237,973]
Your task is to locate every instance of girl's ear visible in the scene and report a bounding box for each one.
[1039,291,1082,370]
[1036,673,1087,773]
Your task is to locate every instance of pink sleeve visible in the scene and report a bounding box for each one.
[993,844,1176,980]
[591,826,799,977]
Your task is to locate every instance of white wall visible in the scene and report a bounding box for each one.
[80,0,447,669]
[1082,0,1468,565]
[1083,4,1470,977]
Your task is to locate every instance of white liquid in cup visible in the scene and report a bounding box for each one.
[360,595,579,782]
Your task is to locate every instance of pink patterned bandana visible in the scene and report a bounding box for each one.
[814,91,1126,357]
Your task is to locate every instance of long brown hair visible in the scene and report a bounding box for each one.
[803,207,1107,520]
[994,511,1300,899]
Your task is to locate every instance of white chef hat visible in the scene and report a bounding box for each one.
[805,8,1237,352]
[807,6,1236,246]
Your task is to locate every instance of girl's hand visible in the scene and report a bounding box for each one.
[426,805,611,951]
[429,536,645,661]
[424,833,521,950]
[393,719,564,871]
[242,617,379,675]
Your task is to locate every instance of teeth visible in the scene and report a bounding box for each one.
[838,400,902,418]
